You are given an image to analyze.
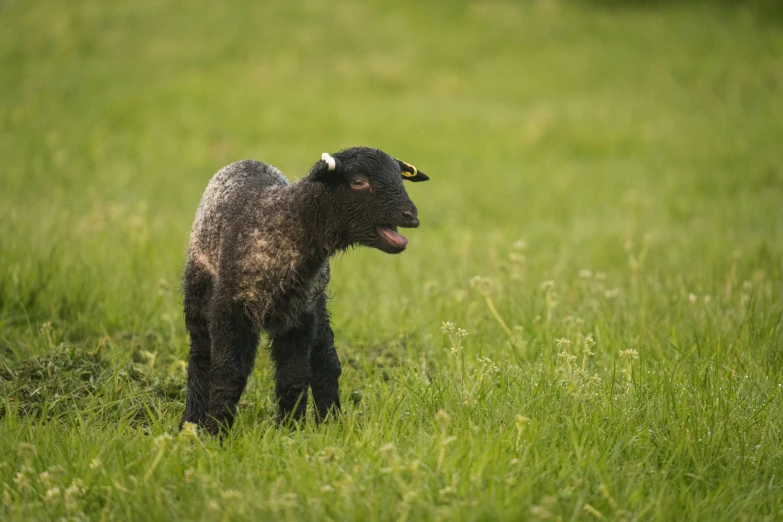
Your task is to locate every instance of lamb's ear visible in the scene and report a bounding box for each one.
[308,152,343,182]
[396,159,429,182]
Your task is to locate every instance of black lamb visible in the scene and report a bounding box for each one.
[180,146,429,434]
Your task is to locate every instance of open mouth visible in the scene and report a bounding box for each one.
[376,225,409,253]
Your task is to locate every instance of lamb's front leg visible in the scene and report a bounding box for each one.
[205,300,260,436]
[310,293,342,422]
[270,314,316,424]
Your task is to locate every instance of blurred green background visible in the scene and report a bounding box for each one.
[2,0,780,346]
[1,0,782,520]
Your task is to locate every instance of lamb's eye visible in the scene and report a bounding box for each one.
[350,178,368,189]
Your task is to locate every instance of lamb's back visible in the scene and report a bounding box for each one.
[186,159,329,333]
[188,160,289,275]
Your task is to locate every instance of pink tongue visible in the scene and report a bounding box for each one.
[379,227,408,248]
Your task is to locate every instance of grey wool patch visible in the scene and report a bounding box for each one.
[188,160,327,334]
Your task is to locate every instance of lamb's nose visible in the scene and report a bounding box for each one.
[401,210,420,228]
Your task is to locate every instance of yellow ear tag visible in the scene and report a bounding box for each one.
[401,162,418,177]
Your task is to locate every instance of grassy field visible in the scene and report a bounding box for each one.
[1,0,782,520]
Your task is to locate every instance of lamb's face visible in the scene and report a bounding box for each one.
[326,147,429,254]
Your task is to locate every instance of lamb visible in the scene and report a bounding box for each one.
[180,146,429,434]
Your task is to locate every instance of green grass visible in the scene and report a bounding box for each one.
[1,0,782,519]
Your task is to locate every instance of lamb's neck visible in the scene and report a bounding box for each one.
[285,178,346,260]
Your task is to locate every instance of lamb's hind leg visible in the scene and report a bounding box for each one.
[181,263,213,429]
[204,299,260,436]
[310,293,342,422]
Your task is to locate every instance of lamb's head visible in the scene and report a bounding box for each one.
[307,146,429,254]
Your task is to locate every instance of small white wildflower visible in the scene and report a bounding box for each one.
[508,252,526,263]
[620,349,639,360]
[379,443,396,456]
[17,442,37,460]
[153,433,173,450]
[441,321,455,334]
[316,446,343,462]
[179,422,199,440]
[39,470,58,488]
[584,335,596,356]
[436,409,451,430]
[541,280,555,291]
[439,486,457,499]
[557,352,576,364]
[574,368,589,380]
[66,478,85,494]
[688,293,698,303]
[64,478,86,512]
[14,471,32,490]
[47,465,66,476]
[555,338,571,351]
[478,356,500,373]
[456,328,468,339]
[89,457,102,470]
[45,487,61,503]
[221,489,242,500]
[530,504,552,520]
[320,485,334,493]
[470,276,493,293]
